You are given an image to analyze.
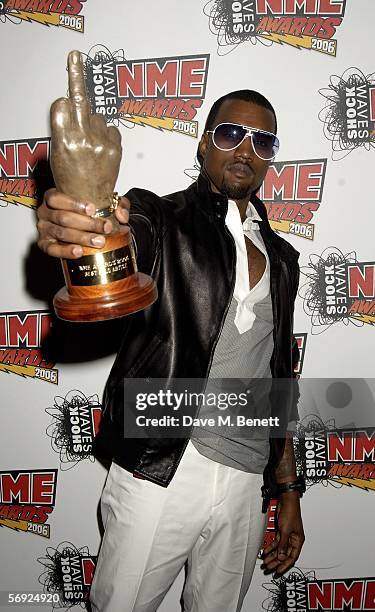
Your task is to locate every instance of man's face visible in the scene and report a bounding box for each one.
[198,99,276,202]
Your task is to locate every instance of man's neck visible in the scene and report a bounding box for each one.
[201,170,251,222]
[233,198,250,223]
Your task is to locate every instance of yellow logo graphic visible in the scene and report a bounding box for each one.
[1,0,86,33]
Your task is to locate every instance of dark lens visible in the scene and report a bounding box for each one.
[213,123,246,150]
[252,131,279,159]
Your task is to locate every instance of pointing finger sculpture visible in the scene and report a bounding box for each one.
[51,51,157,322]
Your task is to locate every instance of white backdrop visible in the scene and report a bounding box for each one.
[0,1,374,610]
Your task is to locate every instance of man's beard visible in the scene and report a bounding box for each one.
[220,180,252,201]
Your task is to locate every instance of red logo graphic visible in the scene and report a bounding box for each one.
[0,138,50,209]
[326,430,375,487]
[84,46,210,138]
[0,310,58,383]
[295,420,375,492]
[0,469,57,538]
[259,158,326,240]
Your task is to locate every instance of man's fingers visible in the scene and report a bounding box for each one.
[38,221,109,253]
[67,50,90,131]
[38,238,83,259]
[41,188,93,216]
[262,549,293,575]
[264,536,303,577]
[284,534,303,564]
[262,547,278,566]
[115,196,130,224]
[263,535,280,558]
[273,555,298,577]
[276,548,300,575]
[37,190,114,258]
[276,534,289,560]
[38,208,112,235]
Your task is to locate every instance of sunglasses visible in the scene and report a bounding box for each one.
[206,122,280,160]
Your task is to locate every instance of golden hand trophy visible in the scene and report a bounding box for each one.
[51,50,157,322]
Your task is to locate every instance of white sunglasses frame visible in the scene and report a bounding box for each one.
[206,122,279,161]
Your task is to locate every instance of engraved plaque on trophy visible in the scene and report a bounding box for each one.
[51,50,157,322]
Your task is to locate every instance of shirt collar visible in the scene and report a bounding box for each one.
[227,199,262,232]
[245,201,262,222]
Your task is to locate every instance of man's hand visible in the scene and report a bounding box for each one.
[262,492,305,577]
[37,190,130,259]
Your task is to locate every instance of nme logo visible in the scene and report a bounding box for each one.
[259,158,326,240]
[267,570,375,612]
[0,469,57,538]
[84,46,210,138]
[0,0,86,33]
[0,138,50,209]
[0,310,58,383]
[295,424,375,491]
[204,0,346,56]
[300,248,375,332]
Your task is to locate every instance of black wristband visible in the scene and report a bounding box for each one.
[261,476,305,512]
[276,476,306,497]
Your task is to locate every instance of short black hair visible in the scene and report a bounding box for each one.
[197,89,277,166]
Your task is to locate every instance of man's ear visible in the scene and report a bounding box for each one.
[198,132,209,161]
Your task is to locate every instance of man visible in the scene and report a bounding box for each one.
[37,51,304,612]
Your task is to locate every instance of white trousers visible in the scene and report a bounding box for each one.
[90,441,266,612]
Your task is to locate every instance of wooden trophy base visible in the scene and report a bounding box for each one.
[54,272,157,322]
[53,230,158,322]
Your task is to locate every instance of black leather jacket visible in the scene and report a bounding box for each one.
[94,173,300,498]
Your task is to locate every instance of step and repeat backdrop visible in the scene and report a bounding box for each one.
[0,1,374,610]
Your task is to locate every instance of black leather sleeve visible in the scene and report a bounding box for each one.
[124,187,164,277]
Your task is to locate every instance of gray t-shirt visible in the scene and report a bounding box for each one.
[191,289,274,473]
